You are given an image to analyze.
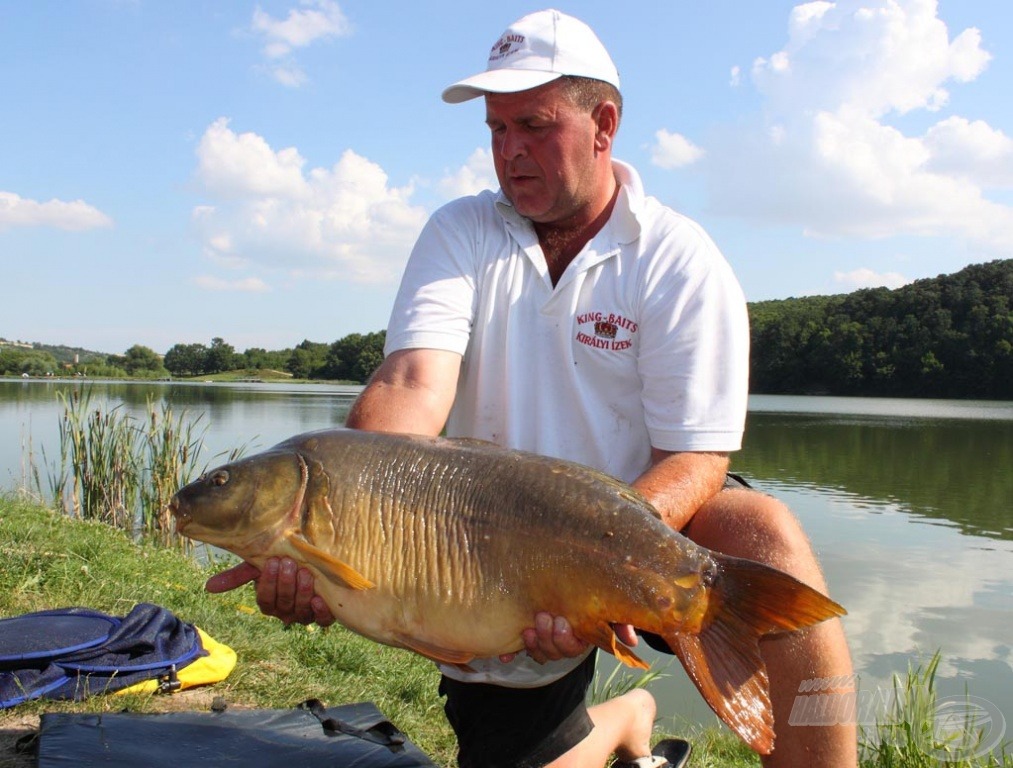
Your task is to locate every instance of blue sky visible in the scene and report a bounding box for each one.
[2,0,1012,355]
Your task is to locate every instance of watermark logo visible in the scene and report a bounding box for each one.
[789,678,1007,760]
[927,695,1006,760]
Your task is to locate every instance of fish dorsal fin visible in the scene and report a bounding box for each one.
[289,536,374,591]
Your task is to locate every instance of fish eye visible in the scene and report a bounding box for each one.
[210,470,229,487]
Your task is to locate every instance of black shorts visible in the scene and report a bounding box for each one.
[723,472,751,491]
[438,651,597,768]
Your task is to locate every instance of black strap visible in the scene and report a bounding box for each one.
[299,698,406,752]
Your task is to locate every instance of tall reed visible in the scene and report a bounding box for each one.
[32,388,215,548]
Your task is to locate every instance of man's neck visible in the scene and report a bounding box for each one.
[535,178,620,286]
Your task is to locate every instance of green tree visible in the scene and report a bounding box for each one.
[120,345,168,377]
[0,348,59,376]
[286,340,328,379]
[205,337,238,374]
[320,331,385,382]
[163,343,208,377]
[242,347,290,372]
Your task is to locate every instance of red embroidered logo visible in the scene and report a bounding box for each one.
[489,34,525,62]
[594,321,617,339]
[576,311,637,351]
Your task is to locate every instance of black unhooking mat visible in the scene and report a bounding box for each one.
[34,699,439,767]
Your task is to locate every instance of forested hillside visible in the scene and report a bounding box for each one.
[749,259,1013,399]
[6,261,1012,398]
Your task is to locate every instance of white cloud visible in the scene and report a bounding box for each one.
[752,0,991,118]
[833,267,910,290]
[649,129,705,170]
[192,118,427,284]
[702,0,1013,254]
[251,0,351,87]
[438,148,496,198]
[194,275,270,292]
[923,116,1013,188]
[196,118,308,199]
[0,191,112,232]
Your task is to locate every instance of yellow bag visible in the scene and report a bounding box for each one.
[117,627,236,695]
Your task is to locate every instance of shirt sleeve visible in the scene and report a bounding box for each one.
[636,219,750,453]
[384,198,481,357]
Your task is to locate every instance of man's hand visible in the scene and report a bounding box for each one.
[204,557,335,627]
[498,614,637,664]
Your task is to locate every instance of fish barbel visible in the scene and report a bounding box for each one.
[170,428,845,754]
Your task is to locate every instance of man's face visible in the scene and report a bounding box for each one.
[485,80,602,227]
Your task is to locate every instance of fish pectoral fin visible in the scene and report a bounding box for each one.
[576,620,649,670]
[393,633,475,668]
[288,536,374,590]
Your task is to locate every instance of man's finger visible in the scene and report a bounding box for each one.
[309,595,337,628]
[614,623,638,647]
[257,555,295,616]
[551,616,587,656]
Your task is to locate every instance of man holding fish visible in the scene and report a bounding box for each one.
[207,9,856,767]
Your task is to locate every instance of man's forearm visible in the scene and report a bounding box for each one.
[631,450,729,531]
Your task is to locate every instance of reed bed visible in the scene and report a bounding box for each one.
[29,388,226,548]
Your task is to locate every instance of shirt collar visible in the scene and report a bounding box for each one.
[494,158,645,245]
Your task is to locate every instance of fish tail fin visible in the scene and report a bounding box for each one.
[665,554,846,755]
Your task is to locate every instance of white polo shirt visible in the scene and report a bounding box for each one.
[383,159,749,686]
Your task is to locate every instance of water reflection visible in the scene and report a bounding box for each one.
[735,412,1013,540]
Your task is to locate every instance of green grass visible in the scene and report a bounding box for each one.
[859,654,1011,767]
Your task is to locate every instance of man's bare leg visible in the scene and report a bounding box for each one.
[546,688,657,768]
[685,489,858,767]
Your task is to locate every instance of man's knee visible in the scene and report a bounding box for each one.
[688,489,820,576]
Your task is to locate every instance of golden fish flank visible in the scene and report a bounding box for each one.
[170,428,845,755]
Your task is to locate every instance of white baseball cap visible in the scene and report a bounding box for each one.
[442,9,620,104]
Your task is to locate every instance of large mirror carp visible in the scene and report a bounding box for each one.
[171,428,845,754]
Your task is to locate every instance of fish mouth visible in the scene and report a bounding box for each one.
[168,497,190,533]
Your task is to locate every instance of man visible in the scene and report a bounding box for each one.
[209,9,856,767]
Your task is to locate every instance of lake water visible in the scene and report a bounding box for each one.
[2,380,1011,746]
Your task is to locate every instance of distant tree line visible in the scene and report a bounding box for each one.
[749,259,1012,399]
[5,260,1011,397]
[161,332,386,382]
[1,332,387,384]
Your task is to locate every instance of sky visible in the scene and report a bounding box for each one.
[2,0,1012,355]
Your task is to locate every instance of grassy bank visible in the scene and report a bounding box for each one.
[0,494,458,765]
[2,496,1008,766]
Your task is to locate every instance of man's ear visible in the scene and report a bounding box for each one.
[592,101,620,153]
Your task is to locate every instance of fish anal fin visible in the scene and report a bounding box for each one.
[288,536,374,590]
[393,632,475,668]
[575,620,649,670]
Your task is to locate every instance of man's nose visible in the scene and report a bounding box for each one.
[498,128,527,160]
